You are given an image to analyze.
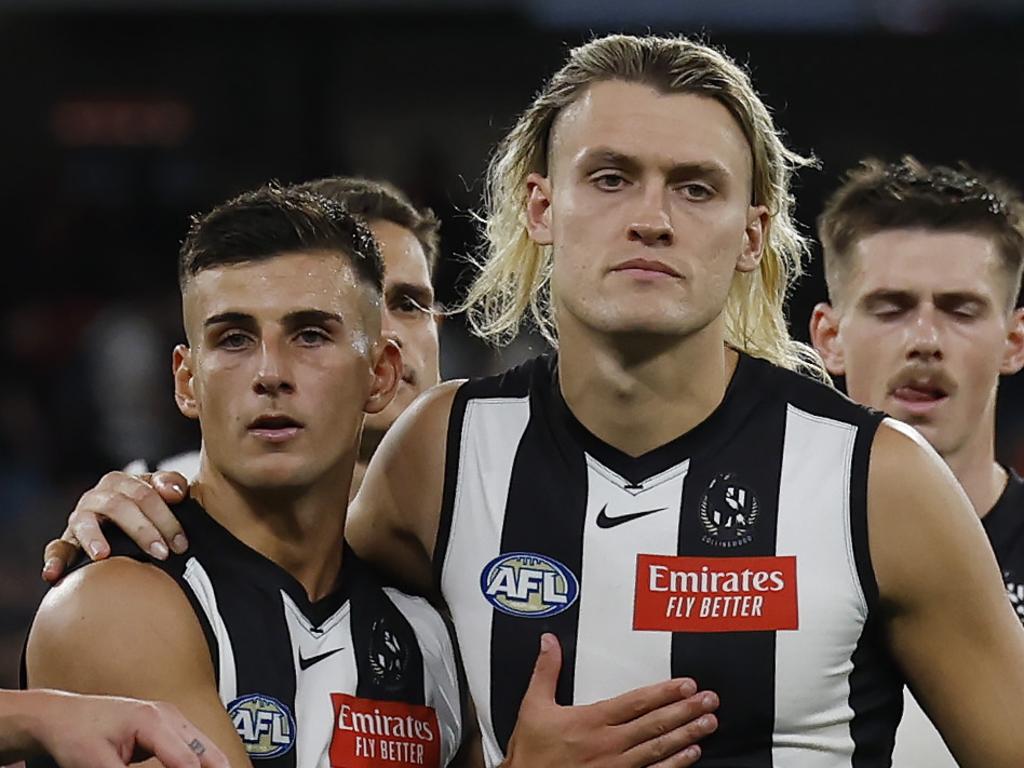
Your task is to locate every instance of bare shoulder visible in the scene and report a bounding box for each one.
[867,418,994,607]
[348,380,466,593]
[868,419,974,527]
[26,557,212,695]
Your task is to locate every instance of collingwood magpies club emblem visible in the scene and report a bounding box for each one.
[700,472,759,548]
[368,618,408,691]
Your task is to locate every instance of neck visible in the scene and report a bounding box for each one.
[557,314,735,456]
[941,413,1006,519]
[194,453,355,601]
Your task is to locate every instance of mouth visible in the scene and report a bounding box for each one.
[889,383,950,416]
[610,258,681,279]
[247,414,304,443]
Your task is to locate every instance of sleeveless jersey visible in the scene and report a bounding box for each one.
[25,498,465,768]
[892,468,1024,767]
[435,352,902,768]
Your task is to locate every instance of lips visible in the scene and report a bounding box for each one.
[247,414,304,443]
[888,376,952,417]
[610,258,681,278]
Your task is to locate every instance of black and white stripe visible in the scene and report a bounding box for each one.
[436,353,902,767]
[29,499,464,768]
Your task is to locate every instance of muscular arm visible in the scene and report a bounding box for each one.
[25,558,251,767]
[870,421,1024,766]
[347,381,462,596]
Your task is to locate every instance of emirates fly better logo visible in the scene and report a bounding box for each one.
[633,554,798,632]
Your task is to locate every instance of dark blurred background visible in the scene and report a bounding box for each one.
[2,0,1024,687]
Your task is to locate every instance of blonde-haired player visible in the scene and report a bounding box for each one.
[44,35,1024,767]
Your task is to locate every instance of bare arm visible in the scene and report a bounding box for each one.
[870,421,1024,767]
[0,689,228,768]
[25,558,252,767]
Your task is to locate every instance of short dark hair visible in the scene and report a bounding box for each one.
[293,177,440,274]
[179,183,384,293]
[819,156,1024,303]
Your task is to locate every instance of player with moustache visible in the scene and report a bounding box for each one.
[23,185,469,767]
[35,34,1024,767]
[41,176,722,767]
[809,156,1024,768]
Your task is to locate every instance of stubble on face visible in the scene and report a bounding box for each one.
[833,229,1015,457]
[541,80,761,343]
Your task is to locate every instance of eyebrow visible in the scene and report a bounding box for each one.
[578,148,732,184]
[386,281,435,304]
[203,309,344,329]
[858,289,991,309]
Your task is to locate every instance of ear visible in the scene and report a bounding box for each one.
[809,302,847,377]
[525,172,554,246]
[364,338,402,415]
[1000,306,1024,376]
[173,344,199,419]
[736,204,770,274]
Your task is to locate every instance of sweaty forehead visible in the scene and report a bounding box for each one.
[548,80,753,180]
[182,251,373,329]
[845,229,1006,299]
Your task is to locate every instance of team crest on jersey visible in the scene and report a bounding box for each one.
[1005,570,1024,625]
[480,552,580,618]
[228,693,295,759]
[700,473,759,548]
[368,618,409,691]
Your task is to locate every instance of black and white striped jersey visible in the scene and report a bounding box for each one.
[435,352,903,768]
[27,498,465,768]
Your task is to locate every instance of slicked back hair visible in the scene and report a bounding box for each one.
[819,156,1024,306]
[463,33,825,379]
[179,183,384,293]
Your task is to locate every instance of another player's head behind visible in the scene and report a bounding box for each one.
[812,156,1024,459]
[175,183,400,494]
[294,177,441,451]
[466,33,823,375]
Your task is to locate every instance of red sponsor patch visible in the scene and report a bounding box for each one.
[633,554,798,632]
[329,694,441,768]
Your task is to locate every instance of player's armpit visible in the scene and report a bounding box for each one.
[25,557,252,768]
[869,420,1024,768]
[348,380,463,597]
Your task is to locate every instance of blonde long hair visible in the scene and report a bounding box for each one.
[463,34,826,379]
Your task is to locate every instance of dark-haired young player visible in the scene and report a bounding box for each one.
[24,185,466,767]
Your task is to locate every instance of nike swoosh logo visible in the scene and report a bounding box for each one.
[298,647,344,671]
[596,504,667,529]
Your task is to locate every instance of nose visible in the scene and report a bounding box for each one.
[906,306,943,362]
[627,188,674,247]
[252,340,295,397]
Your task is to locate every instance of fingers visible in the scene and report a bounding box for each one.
[151,471,189,503]
[644,743,704,768]
[599,677,701,726]
[619,693,719,766]
[521,633,562,705]
[41,536,79,583]
[69,474,182,561]
[137,703,229,768]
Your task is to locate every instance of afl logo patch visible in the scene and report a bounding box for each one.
[228,693,296,759]
[481,552,579,618]
[700,473,759,548]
